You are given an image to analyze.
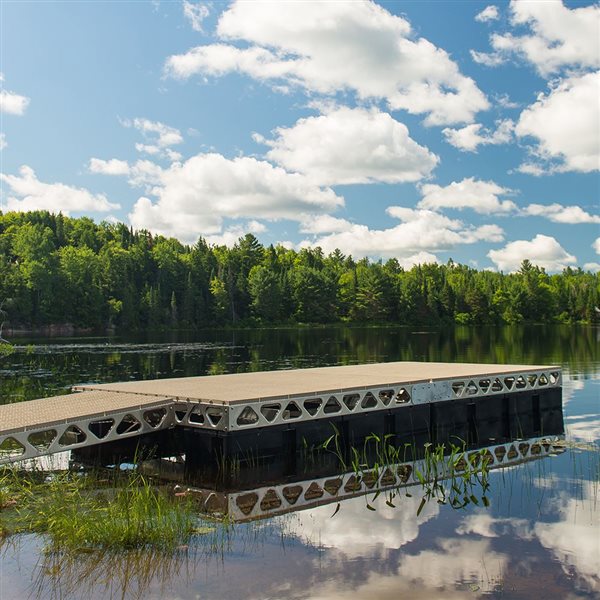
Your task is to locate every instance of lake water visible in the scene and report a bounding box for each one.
[1,325,599,599]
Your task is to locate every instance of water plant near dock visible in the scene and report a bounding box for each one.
[1,468,203,551]
[321,427,494,513]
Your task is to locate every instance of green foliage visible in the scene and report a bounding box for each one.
[0,343,15,357]
[10,470,198,551]
[292,265,337,323]
[248,265,283,322]
[0,211,598,330]
[209,276,230,323]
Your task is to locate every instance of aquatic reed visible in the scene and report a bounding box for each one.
[320,427,493,514]
[2,468,201,551]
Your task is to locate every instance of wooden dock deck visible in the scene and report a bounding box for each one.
[0,391,173,434]
[0,361,562,465]
[73,361,557,403]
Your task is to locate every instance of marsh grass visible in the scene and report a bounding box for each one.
[321,427,493,514]
[0,467,23,536]
[0,467,207,551]
[0,472,13,508]
[412,440,492,512]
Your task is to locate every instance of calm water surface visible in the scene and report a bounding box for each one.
[1,325,598,599]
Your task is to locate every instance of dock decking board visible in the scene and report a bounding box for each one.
[0,391,173,434]
[73,361,558,404]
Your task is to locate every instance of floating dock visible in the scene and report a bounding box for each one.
[0,361,562,465]
[125,391,567,522]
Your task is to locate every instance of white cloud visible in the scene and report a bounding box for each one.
[470,49,506,67]
[475,5,499,23]
[594,238,600,254]
[397,538,508,591]
[514,162,547,177]
[121,117,183,161]
[0,165,119,214]
[165,1,489,125]
[522,203,600,224]
[204,220,267,247]
[299,214,355,234]
[135,144,182,162]
[491,0,600,76]
[450,475,600,593]
[418,177,516,214]
[259,107,438,185]
[561,373,585,407]
[494,93,520,109]
[516,71,600,173]
[301,206,503,260]
[292,490,439,556]
[584,263,600,273]
[127,160,166,189]
[456,513,532,539]
[292,537,508,598]
[535,482,600,590]
[131,118,182,147]
[0,76,30,116]
[521,74,599,170]
[89,158,130,176]
[0,133,6,151]
[88,157,166,190]
[128,153,343,242]
[247,220,266,234]
[566,415,600,438]
[488,234,577,272]
[442,119,514,152]
[183,1,210,32]
[276,240,294,250]
[135,143,160,155]
[395,251,440,269]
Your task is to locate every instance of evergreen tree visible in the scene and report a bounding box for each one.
[0,210,597,331]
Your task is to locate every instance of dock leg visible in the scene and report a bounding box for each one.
[502,395,511,440]
[429,403,437,446]
[282,428,297,476]
[384,412,396,446]
[468,402,478,446]
[532,394,541,435]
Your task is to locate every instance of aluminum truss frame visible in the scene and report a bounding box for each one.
[171,367,562,432]
[0,400,176,466]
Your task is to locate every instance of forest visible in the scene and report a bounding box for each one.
[0,211,598,332]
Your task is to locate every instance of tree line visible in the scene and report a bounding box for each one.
[0,211,598,331]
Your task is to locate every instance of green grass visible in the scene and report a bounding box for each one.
[1,468,205,552]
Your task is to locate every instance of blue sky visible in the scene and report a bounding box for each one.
[1,0,598,272]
